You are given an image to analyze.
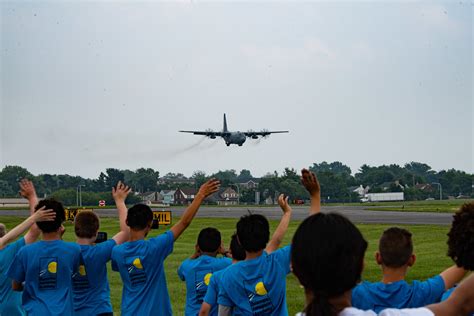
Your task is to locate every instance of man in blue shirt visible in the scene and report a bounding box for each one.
[352,227,467,312]
[72,181,131,316]
[7,198,82,316]
[111,179,220,316]
[178,227,232,316]
[0,179,55,316]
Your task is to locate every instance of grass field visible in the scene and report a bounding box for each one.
[0,215,455,315]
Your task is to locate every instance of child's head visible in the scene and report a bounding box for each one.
[230,233,246,261]
[197,227,221,253]
[0,223,6,237]
[291,213,367,316]
[74,211,100,240]
[377,227,414,268]
[447,202,474,270]
[35,199,66,233]
[236,214,269,253]
[126,204,153,231]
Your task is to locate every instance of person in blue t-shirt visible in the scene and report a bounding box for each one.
[111,179,220,316]
[352,227,467,312]
[199,193,293,316]
[72,181,131,316]
[440,202,474,315]
[7,198,82,316]
[0,179,55,316]
[178,227,232,316]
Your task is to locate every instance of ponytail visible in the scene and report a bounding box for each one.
[304,291,336,316]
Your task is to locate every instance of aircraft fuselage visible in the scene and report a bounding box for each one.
[224,132,246,146]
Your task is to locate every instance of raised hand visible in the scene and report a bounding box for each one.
[19,179,37,201]
[33,206,56,222]
[301,169,320,197]
[112,181,132,203]
[197,179,221,199]
[277,194,292,214]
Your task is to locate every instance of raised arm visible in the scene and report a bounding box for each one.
[111,181,132,244]
[19,179,41,244]
[439,265,467,290]
[265,194,292,253]
[0,207,56,249]
[301,169,321,215]
[170,179,220,241]
[427,273,474,315]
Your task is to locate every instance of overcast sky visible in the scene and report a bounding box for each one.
[1,1,472,179]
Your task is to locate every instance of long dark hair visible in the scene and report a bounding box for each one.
[291,213,368,316]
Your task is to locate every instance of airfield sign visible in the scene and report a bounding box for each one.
[153,210,172,225]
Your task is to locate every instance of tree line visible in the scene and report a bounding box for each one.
[0,161,472,206]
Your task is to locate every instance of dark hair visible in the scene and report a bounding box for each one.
[291,213,368,316]
[197,227,221,253]
[127,204,153,230]
[447,202,474,270]
[379,227,413,268]
[35,199,65,233]
[230,233,246,261]
[236,214,269,252]
[74,211,100,239]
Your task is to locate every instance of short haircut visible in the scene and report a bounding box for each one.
[230,233,246,261]
[35,199,65,233]
[291,213,368,315]
[379,227,413,268]
[196,227,221,253]
[74,211,100,239]
[127,204,153,230]
[0,223,6,238]
[236,214,269,252]
[447,202,474,270]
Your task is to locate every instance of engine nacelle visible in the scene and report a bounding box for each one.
[209,135,216,139]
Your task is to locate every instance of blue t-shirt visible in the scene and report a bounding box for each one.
[73,239,116,316]
[218,246,291,316]
[7,240,81,316]
[178,255,231,316]
[352,276,445,313]
[203,268,227,315]
[0,238,26,316]
[111,231,174,316]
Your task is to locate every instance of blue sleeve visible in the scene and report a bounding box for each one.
[11,237,26,252]
[178,261,186,281]
[351,283,368,309]
[149,231,174,260]
[7,247,26,283]
[96,240,116,264]
[271,245,291,274]
[217,275,234,307]
[111,249,119,272]
[441,286,455,302]
[203,273,219,305]
[413,275,445,305]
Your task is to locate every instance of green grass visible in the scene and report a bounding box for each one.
[0,216,453,315]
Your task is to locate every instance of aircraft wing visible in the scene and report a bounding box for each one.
[244,130,289,137]
[179,130,228,137]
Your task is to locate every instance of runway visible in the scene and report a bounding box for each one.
[0,205,453,225]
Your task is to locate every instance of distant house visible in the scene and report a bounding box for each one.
[160,190,175,205]
[174,188,198,205]
[239,180,259,190]
[217,187,239,206]
[137,192,163,205]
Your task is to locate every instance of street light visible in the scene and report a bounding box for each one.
[230,184,240,205]
[77,184,85,207]
[431,182,442,201]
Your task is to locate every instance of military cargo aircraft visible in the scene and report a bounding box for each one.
[179,114,289,146]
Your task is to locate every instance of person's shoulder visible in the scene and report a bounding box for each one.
[63,241,81,251]
[379,308,434,316]
[411,275,444,288]
[339,307,377,316]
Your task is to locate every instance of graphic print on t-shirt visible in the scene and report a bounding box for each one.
[72,256,90,293]
[126,256,147,287]
[39,257,58,290]
[194,269,213,304]
[243,277,274,315]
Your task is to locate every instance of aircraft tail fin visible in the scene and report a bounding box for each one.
[223,113,228,132]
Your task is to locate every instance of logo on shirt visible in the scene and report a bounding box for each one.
[126,256,147,287]
[39,257,58,290]
[195,270,213,304]
[244,278,274,315]
[73,257,90,293]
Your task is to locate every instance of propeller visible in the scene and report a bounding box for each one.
[262,129,270,139]
[247,129,259,139]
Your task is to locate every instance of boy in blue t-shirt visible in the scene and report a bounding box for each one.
[199,193,293,316]
[111,179,220,316]
[0,180,55,316]
[7,198,82,316]
[178,227,232,316]
[72,181,131,316]
[352,227,467,312]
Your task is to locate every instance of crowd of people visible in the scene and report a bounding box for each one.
[0,170,472,316]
